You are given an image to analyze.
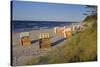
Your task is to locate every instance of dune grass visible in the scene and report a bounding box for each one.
[48,15,97,63]
[25,15,97,65]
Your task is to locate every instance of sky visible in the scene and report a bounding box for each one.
[12,1,88,22]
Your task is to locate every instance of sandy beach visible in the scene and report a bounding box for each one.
[12,28,67,65]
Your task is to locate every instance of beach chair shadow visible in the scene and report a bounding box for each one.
[51,38,66,46]
[31,36,54,44]
[31,39,39,44]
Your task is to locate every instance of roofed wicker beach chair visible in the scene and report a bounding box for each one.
[20,32,31,46]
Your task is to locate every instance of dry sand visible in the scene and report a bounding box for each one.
[12,28,67,66]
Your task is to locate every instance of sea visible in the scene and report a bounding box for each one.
[11,21,78,33]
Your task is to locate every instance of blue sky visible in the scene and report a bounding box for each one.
[12,1,87,22]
